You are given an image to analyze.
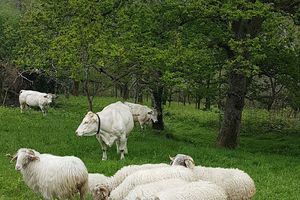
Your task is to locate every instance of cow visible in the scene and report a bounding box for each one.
[75,101,134,160]
[19,90,53,116]
[124,102,158,129]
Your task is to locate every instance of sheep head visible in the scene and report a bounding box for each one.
[13,148,39,171]
[169,154,195,169]
[92,184,109,200]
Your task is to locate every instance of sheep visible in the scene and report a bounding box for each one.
[124,178,188,200]
[88,173,111,193]
[92,163,169,200]
[154,180,228,200]
[100,166,197,200]
[11,148,89,200]
[170,154,256,200]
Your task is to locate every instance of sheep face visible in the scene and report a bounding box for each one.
[170,154,195,169]
[76,111,98,137]
[13,148,39,171]
[92,185,109,200]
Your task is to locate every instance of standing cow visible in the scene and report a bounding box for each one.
[124,102,158,129]
[75,101,134,160]
[19,90,53,116]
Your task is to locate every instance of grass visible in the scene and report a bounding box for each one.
[0,96,299,199]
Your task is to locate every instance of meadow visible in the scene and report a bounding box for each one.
[0,96,299,200]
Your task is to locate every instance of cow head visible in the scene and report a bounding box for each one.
[12,148,39,171]
[43,94,53,104]
[76,111,99,137]
[149,109,158,123]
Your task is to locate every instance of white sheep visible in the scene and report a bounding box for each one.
[88,173,111,193]
[11,148,89,200]
[154,180,228,200]
[104,166,197,200]
[124,178,188,200]
[92,163,169,200]
[170,154,256,200]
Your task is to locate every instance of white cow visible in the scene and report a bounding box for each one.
[75,101,134,160]
[124,102,158,129]
[19,90,53,116]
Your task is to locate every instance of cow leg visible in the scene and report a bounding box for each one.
[96,134,108,160]
[20,103,25,113]
[39,105,47,116]
[116,140,120,154]
[119,136,127,159]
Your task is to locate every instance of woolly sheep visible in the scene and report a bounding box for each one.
[170,154,256,200]
[124,178,188,200]
[103,166,197,200]
[154,180,228,200]
[89,173,111,193]
[92,163,169,200]
[11,148,89,200]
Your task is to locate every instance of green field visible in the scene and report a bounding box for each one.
[0,96,299,200]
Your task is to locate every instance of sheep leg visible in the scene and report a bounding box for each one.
[96,134,108,160]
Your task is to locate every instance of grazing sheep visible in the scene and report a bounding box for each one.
[154,180,228,200]
[11,148,88,200]
[101,166,197,200]
[92,163,169,200]
[170,154,256,200]
[124,178,188,200]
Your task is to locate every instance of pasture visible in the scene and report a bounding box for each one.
[0,96,299,200]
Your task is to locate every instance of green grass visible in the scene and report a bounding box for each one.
[0,96,299,199]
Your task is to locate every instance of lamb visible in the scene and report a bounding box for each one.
[124,178,188,200]
[154,180,228,200]
[170,154,256,200]
[19,90,53,115]
[11,148,89,200]
[92,163,169,200]
[99,165,197,200]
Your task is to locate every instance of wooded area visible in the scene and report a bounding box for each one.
[0,0,299,149]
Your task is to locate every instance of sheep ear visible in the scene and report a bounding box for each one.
[7,153,17,163]
[100,186,109,198]
[28,154,39,161]
[169,155,175,161]
[184,159,195,169]
[27,150,39,161]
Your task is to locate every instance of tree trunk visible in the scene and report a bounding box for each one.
[121,83,129,100]
[152,86,164,130]
[205,79,211,110]
[217,72,247,149]
[72,80,79,96]
[84,80,93,111]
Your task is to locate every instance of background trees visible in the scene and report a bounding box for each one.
[1,0,299,148]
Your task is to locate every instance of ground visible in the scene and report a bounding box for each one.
[0,96,299,199]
